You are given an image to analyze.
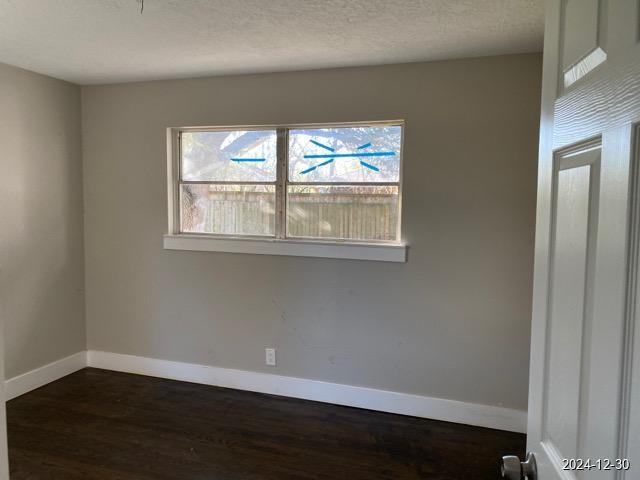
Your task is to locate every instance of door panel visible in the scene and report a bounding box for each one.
[545,147,599,466]
[561,0,606,89]
[525,0,640,479]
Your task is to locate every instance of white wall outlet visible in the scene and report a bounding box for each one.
[265,348,276,366]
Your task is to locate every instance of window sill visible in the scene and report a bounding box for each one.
[163,234,407,262]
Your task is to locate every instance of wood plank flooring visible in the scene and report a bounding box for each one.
[7,368,525,479]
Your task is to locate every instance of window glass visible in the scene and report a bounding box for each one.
[288,126,401,183]
[175,123,403,243]
[181,130,277,182]
[181,184,275,236]
[287,185,399,241]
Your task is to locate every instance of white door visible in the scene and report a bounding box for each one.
[502,0,640,479]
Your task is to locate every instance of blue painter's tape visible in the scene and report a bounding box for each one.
[310,140,335,152]
[360,161,380,172]
[316,159,334,167]
[300,158,334,175]
[357,142,372,149]
[303,151,395,159]
[231,158,266,162]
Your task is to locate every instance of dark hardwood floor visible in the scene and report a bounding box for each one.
[7,368,525,479]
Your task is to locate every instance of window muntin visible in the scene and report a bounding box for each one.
[175,122,403,243]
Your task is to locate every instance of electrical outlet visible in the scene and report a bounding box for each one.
[265,348,276,366]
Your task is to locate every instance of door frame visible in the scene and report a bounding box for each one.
[0,313,9,479]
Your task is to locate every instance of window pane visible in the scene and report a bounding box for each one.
[181,184,275,236]
[181,130,277,182]
[287,185,399,241]
[288,126,401,183]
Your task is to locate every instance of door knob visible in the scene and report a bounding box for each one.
[500,452,537,480]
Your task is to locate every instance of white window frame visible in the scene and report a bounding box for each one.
[164,121,407,262]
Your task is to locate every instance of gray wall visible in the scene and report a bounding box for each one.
[0,63,85,378]
[82,54,541,410]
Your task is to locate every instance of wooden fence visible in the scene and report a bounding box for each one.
[182,191,398,241]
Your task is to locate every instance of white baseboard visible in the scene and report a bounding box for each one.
[4,350,526,432]
[5,351,87,400]
[87,350,526,433]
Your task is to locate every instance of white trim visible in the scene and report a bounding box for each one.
[87,350,526,433]
[166,128,179,235]
[3,350,526,432]
[173,120,405,132]
[163,234,407,262]
[5,352,87,400]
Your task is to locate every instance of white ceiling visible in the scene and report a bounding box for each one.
[0,0,544,85]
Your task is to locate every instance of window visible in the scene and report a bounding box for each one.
[179,129,277,236]
[166,122,406,262]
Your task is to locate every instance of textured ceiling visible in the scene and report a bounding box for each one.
[0,0,543,85]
